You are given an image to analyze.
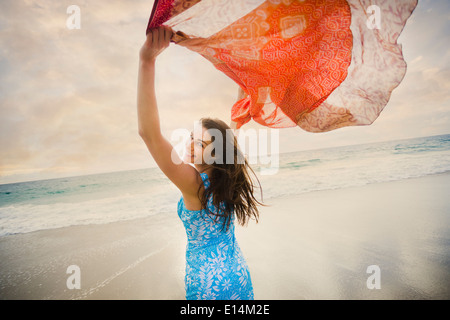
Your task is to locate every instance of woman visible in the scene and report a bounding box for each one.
[137,26,265,300]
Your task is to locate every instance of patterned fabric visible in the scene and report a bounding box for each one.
[146,0,417,132]
[177,172,254,300]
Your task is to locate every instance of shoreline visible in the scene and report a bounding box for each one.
[2,171,449,238]
[1,172,449,299]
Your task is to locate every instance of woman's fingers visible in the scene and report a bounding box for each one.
[146,31,152,44]
[164,26,173,44]
[140,26,173,62]
[147,26,172,47]
[159,27,166,43]
[152,28,159,45]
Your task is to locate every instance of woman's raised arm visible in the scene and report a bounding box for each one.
[137,27,201,197]
[137,27,171,140]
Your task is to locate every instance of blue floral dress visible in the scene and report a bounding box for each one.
[177,172,254,300]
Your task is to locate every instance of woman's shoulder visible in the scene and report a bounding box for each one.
[179,172,210,212]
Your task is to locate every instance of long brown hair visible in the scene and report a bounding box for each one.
[197,117,266,231]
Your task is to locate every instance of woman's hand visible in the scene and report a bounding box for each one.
[139,26,173,63]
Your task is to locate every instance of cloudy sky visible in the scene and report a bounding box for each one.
[0,0,449,184]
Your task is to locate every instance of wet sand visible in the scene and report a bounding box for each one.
[1,173,449,299]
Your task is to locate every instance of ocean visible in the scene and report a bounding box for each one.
[1,134,449,237]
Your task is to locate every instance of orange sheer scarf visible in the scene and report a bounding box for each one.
[147,0,417,132]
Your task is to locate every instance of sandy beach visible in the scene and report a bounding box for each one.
[1,172,449,300]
